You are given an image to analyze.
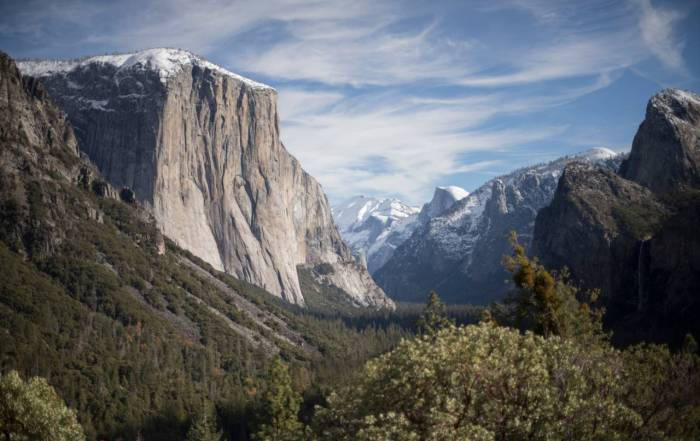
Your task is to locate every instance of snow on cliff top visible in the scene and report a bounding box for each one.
[576,147,618,161]
[436,185,469,201]
[655,88,700,106]
[18,48,273,89]
[650,89,700,125]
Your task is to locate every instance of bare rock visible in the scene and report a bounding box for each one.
[19,49,392,308]
[620,89,700,194]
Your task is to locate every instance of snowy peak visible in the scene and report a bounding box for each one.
[18,48,272,89]
[333,196,419,234]
[646,89,700,131]
[652,88,700,114]
[333,196,420,274]
[375,150,626,304]
[333,196,380,233]
[419,185,469,221]
[438,185,470,201]
[618,88,700,194]
[576,147,618,161]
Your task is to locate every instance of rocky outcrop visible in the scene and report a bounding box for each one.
[533,164,667,315]
[417,186,469,223]
[533,89,700,345]
[0,51,81,259]
[0,51,169,260]
[375,148,622,304]
[19,48,392,308]
[619,89,700,193]
[1,52,79,173]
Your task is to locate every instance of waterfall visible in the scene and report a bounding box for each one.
[637,239,647,311]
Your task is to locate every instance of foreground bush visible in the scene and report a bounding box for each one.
[0,370,85,441]
[314,323,640,441]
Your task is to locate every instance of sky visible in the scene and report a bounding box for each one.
[1,0,699,205]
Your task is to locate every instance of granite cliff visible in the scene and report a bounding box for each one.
[19,48,391,308]
[533,89,700,345]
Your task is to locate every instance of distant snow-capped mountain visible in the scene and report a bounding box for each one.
[333,197,420,274]
[333,186,469,274]
[374,147,623,304]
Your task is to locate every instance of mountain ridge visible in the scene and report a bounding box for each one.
[375,147,622,303]
[18,47,272,89]
[332,184,470,275]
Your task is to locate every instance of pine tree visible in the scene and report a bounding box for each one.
[185,407,222,441]
[0,370,85,441]
[253,356,308,441]
[417,291,454,335]
[502,231,604,341]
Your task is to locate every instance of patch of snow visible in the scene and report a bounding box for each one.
[85,99,111,111]
[419,185,470,221]
[667,88,700,106]
[437,185,469,201]
[576,147,618,161]
[18,48,273,89]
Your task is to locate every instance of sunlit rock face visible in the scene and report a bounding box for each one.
[19,48,393,308]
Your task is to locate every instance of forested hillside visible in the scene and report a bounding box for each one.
[2,41,699,441]
[0,51,426,440]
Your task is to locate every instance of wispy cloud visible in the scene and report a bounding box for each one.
[238,14,476,86]
[636,0,687,71]
[278,87,570,202]
[458,32,644,87]
[0,0,694,203]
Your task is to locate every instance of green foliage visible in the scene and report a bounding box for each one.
[621,343,700,440]
[0,162,416,440]
[612,199,667,240]
[5,97,700,441]
[314,323,640,441]
[0,370,85,441]
[502,232,605,342]
[186,408,223,441]
[253,357,309,441]
[416,291,454,335]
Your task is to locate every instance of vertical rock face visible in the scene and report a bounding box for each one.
[375,148,621,304]
[619,89,700,194]
[533,89,700,345]
[1,52,79,169]
[19,49,392,308]
[417,186,469,223]
[0,51,80,258]
[533,163,667,316]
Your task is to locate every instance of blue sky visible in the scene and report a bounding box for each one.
[1,0,698,205]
